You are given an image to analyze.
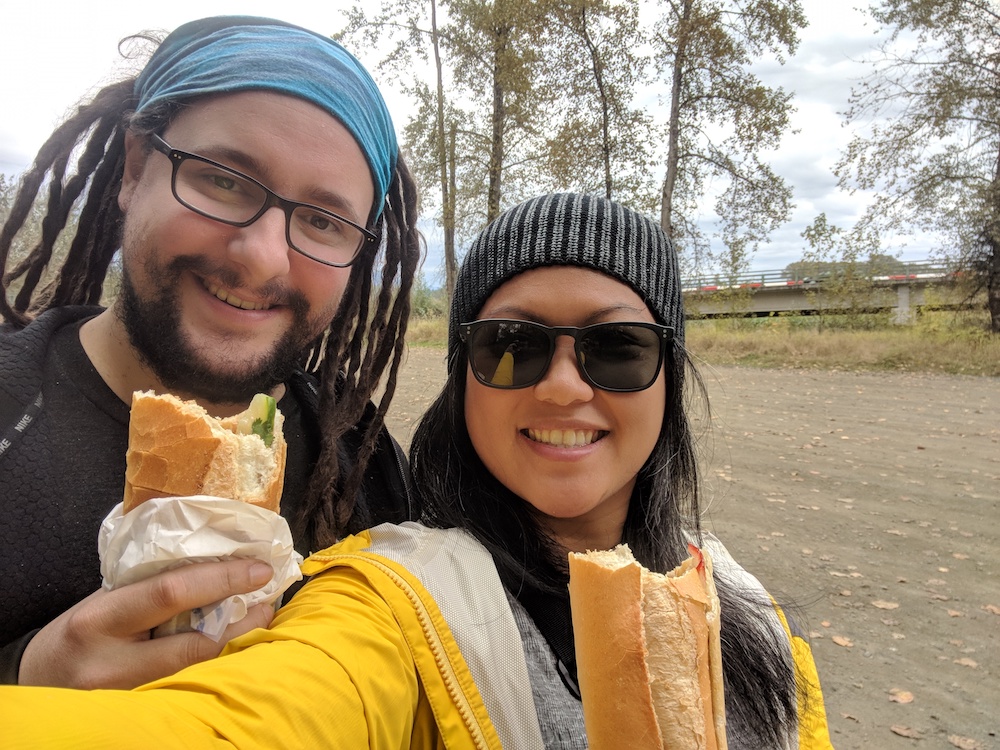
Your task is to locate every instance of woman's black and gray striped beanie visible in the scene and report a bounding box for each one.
[448,192,684,364]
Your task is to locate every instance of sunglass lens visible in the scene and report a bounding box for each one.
[578,324,662,390]
[469,321,550,388]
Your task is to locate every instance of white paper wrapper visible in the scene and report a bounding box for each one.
[98,496,304,642]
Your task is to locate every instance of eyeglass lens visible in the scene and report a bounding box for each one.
[171,156,365,266]
[466,320,665,391]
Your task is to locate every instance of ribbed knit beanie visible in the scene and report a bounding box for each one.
[449,193,684,365]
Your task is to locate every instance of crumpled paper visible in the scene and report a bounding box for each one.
[98,496,304,641]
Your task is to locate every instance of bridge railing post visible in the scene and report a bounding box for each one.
[893,284,914,325]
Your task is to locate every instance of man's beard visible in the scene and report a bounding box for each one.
[118,255,320,404]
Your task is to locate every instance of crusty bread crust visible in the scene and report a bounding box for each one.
[568,544,727,750]
[123,391,286,513]
[642,556,719,750]
[702,551,727,746]
[569,549,663,749]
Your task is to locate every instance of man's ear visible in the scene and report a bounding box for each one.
[118,131,149,212]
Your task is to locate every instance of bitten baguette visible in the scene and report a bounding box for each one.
[568,543,726,750]
[123,390,286,513]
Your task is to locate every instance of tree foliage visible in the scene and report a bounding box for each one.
[836,0,1000,331]
[338,0,553,295]
[534,0,660,211]
[796,213,897,322]
[340,0,805,301]
[653,0,805,280]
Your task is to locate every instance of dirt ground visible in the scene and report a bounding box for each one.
[384,346,999,750]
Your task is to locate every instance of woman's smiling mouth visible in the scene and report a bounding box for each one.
[524,428,607,447]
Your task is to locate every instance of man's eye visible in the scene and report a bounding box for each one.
[211,175,237,191]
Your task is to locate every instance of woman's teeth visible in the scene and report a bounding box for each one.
[205,282,268,311]
[526,428,603,447]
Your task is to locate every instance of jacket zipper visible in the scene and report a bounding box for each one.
[336,553,493,749]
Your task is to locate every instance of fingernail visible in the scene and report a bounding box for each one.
[249,562,273,586]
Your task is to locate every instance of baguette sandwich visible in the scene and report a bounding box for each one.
[123,390,286,513]
[568,543,726,750]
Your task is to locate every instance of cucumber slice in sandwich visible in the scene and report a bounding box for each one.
[237,393,277,448]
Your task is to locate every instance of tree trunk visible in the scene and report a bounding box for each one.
[659,0,692,236]
[445,123,458,301]
[430,0,458,300]
[988,239,1000,333]
[486,20,509,224]
[578,5,613,199]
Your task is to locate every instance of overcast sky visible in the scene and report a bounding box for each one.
[1,1,925,277]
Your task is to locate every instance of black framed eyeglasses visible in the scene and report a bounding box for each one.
[150,134,378,268]
[458,319,673,392]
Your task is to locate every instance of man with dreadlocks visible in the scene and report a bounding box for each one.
[0,16,421,689]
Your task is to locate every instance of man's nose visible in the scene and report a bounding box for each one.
[226,206,292,285]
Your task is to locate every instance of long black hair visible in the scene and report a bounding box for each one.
[0,33,421,550]
[410,325,803,748]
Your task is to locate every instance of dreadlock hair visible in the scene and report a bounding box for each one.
[0,39,422,551]
[296,155,420,548]
[0,75,137,325]
[410,331,801,748]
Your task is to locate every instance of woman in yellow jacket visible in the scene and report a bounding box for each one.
[0,194,833,749]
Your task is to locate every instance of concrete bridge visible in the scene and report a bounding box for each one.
[681,261,962,323]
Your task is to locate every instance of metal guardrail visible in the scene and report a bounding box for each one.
[681,259,951,292]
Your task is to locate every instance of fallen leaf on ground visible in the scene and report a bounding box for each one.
[948,736,983,749]
[889,688,914,704]
[982,604,1000,615]
[891,725,922,739]
[832,636,854,648]
[872,600,900,610]
[954,658,978,668]
[947,609,964,617]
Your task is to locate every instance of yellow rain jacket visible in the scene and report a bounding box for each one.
[0,523,832,749]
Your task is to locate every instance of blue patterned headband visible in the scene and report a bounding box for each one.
[134,16,397,217]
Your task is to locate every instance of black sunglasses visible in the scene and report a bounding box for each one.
[458,319,673,392]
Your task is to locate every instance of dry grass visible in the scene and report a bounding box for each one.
[403,309,1000,377]
[685,311,1000,377]
[404,316,451,346]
